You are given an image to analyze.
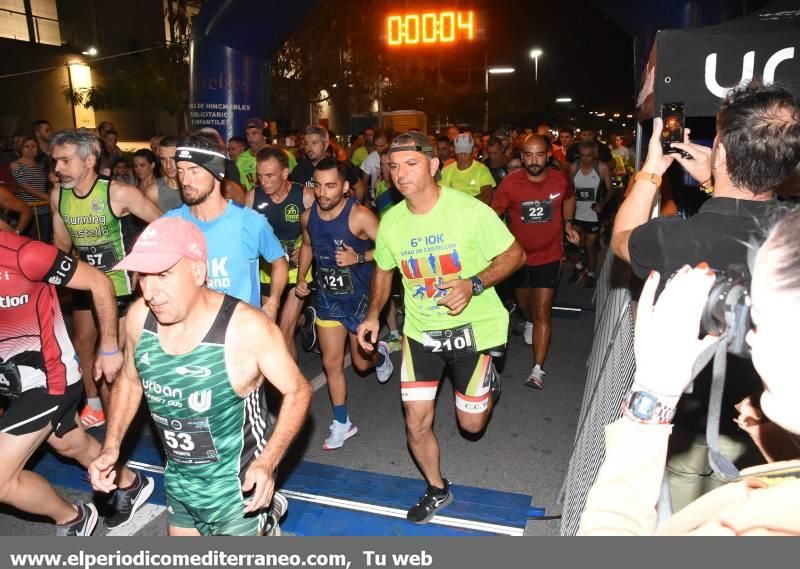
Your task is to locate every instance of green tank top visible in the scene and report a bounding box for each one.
[58,176,131,296]
[135,295,271,507]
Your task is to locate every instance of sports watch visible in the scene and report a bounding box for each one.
[469,275,485,297]
[356,252,367,264]
[622,389,676,425]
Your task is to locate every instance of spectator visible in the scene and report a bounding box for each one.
[580,213,800,534]
[111,156,136,186]
[31,119,52,161]
[132,149,160,193]
[99,129,123,176]
[611,80,800,511]
[10,136,51,241]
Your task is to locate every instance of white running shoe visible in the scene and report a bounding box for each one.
[525,364,546,390]
[523,321,533,345]
[376,341,394,384]
[322,419,358,450]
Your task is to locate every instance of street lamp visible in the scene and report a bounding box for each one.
[529,48,543,84]
[484,66,515,131]
[556,97,572,103]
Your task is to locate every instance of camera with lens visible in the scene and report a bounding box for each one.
[700,264,752,358]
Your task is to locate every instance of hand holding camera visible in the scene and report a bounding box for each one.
[633,265,718,398]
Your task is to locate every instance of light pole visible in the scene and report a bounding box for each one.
[484,66,515,131]
[529,48,543,84]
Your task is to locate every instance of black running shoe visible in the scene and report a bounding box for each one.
[104,472,154,530]
[406,479,454,524]
[300,306,317,352]
[490,363,501,405]
[55,502,98,536]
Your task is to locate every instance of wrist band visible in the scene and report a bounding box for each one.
[99,347,120,356]
[634,171,662,187]
[698,177,714,194]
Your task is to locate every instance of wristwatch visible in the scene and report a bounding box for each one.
[356,252,367,264]
[469,275,485,296]
[622,389,676,425]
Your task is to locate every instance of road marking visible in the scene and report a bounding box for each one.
[105,503,166,536]
[281,489,524,536]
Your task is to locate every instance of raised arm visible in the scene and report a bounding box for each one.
[110,181,163,222]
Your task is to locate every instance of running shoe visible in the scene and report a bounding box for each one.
[567,267,588,286]
[322,419,358,450]
[79,406,105,429]
[300,306,317,352]
[523,321,533,345]
[56,502,98,536]
[381,331,403,353]
[406,479,454,524]
[524,365,546,390]
[489,363,501,405]
[263,491,288,536]
[104,472,155,530]
[584,274,597,288]
[376,341,394,384]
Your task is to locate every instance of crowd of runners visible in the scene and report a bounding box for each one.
[0,116,634,535]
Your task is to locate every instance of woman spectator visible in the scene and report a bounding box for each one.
[9,136,51,242]
[132,148,160,193]
[579,208,800,535]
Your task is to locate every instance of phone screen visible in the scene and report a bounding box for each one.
[661,103,685,151]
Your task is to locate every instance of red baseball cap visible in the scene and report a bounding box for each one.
[114,217,206,273]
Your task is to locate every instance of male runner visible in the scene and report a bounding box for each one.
[567,140,614,288]
[1,231,153,535]
[290,126,366,203]
[357,132,525,523]
[163,136,288,318]
[89,217,312,536]
[146,136,184,212]
[238,118,297,191]
[50,129,162,429]
[492,135,580,388]
[295,158,393,450]
[246,147,315,358]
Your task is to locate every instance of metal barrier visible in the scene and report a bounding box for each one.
[559,251,637,535]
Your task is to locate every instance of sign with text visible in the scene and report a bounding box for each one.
[386,10,476,46]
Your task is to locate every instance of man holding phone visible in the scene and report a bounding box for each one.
[610,81,800,511]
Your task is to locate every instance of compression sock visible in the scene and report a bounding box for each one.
[87,397,102,411]
[333,404,348,424]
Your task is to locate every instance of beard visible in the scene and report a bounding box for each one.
[526,164,546,177]
[182,184,214,206]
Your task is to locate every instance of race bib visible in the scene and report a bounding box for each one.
[319,267,354,295]
[76,242,119,272]
[422,323,476,353]
[521,200,553,224]
[0,362,22,399]
[576,187,596,202]
[152,414,220,466]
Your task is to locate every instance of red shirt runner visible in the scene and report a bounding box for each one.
[0,232,80,395]
[492,168,574,266]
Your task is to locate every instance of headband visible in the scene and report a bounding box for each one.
[388,144,434,157]
[175,147,226,181]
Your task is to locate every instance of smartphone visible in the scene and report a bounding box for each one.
[660,102,685,154]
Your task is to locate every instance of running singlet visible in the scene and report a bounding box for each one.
[308,198,372,327]
[374,181,403,219]
[440,161,496,198]
[252,182,307,284]
[163,201,285,307]
[573,165,602,223]
[0,232,80,395]
[492,169,574,266]
[156,177,183,212]
[136,295,271,510]
[58,175,132,297]
[374,188,514,351]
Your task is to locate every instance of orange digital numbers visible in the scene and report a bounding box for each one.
[386,10,475,46]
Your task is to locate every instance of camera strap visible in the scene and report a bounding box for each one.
[690,332,742,482]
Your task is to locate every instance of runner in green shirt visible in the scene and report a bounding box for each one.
[357,132,525,525]
[238,118,296,191]
[90,217,312,536]
[439,134,496,204]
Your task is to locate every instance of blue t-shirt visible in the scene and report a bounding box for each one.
[163,201,285,306]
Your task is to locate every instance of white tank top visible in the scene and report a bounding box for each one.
[573,166,601,222]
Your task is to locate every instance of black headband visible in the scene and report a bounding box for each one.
[175,147,226,181]
[388,144,434,156]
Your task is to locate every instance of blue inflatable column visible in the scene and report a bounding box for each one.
[188,37,266,142]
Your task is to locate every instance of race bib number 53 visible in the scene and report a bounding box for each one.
[152,414,220,465]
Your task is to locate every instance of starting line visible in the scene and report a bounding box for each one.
[29,426,535,536]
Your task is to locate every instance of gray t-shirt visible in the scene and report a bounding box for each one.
[156,177,183,212]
